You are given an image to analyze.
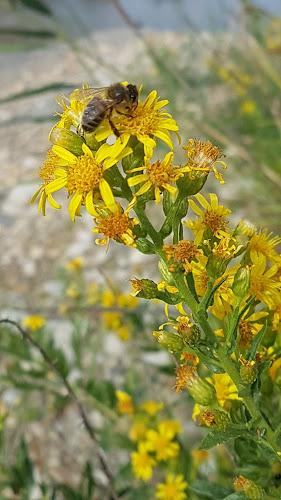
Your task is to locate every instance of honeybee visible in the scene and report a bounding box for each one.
[69,82,138,137]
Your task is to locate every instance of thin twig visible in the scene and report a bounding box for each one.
[0,318,120,500]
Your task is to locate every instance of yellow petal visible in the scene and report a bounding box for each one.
[47,193,61,210]
[69,192,83,221]
[127,174,148,187]
[52,145,77,164]
[99,179,117,212]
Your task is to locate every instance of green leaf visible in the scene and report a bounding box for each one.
[13,0,52,16]
[199,429,249,450]
[189,479,232,499]
[247,322,267,361]
[0,28,56,38]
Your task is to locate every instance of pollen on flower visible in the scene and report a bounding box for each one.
[38,149,59,183]
[175,364,196,392]
[93,208,138,247]
[67,155,103,199]
[239,319,255,348]
[163,240,203,272]
[183,139,227,184]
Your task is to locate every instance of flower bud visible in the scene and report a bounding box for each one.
[199,408,230,431]
[177,171,208,197]
[206,253,227,279]
[153,331,184,353]
[177,319,201,347]
[232,266,250,298]
[49,126,84,155]
[240,357,258,384]
[130,278,158,299]
[185,369,217,406]
[234,476,265,500]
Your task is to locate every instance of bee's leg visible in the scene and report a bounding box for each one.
[108,110,120,137]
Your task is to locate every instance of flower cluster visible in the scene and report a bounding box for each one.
[32,81,281,497]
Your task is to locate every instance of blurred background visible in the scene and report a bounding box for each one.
[0,0,280,497]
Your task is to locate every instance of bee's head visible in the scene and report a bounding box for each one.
[127,84,139,104]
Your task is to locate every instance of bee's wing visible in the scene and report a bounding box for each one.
[69,87,109,102]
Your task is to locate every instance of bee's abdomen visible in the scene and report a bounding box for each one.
[81,97,106,132]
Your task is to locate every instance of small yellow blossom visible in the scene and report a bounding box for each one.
[116,325,131,341]
[145,427,179,461]
[65,283,79,299]
[65,257,83,270]
[158,420,182,440]
[155,474,187,500]
[191,449,209,464]
[140,400,164,416]
[129,421,148,441]
[96,88,179,158]
[239,99,257,115]
[182,139,227,184]
[207,373,241,407]
[238,310,268,349]
[163,240,203,272]
[249,254,281,307]
[116,293,138,308]
[269,358,281,383]
[116,391,134,415]
[102,289,115,307]
[249,229,281,264]
[185,193,231,246]
[103,312,121,330]
[86,283,99,304]
[22,315,46,331]
[92,202,139,248]
[127,152,188,204]
[30,149,61,216]
[131,442,156,481]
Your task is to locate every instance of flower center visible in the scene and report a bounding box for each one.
[116,102,161,136]
[97,213,131,239]
[203,209,224,233]
[39,150,59,183]
[239,320,255,347]
[147,160,179,186]
[67,155,103,195]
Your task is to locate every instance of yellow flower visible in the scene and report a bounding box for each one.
[249,229,281,264]
[30,149,61,216]
[207,373,241,407]
[86,283,99,305]
[249,254,281,307]
[269,358,281,382]
[127,152,188,204]
[185,193,231,246]
[131,442,156,481]
[270,296,281,332]
[145,426,180,461]
[116,325,131,341]
[103,312,121,329]
[65,257,83,270]
[209,273,237,320]
[22,315,46,331]
[163,240,203,273]
[238,310,268,349]
[239,99,256,115]
[182,139,227,184]
[102,289,115,307]
[158,420,182,440]
[155,474,187,500]
[44,142,132,220]
[129,421,148,441]
[92,202,139,248]
[116,391,134,415]
[191,449,209,465]
[96,88,179,158]
[116,293,138,308]
[66,283,79,299]
[139,401,164,416]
